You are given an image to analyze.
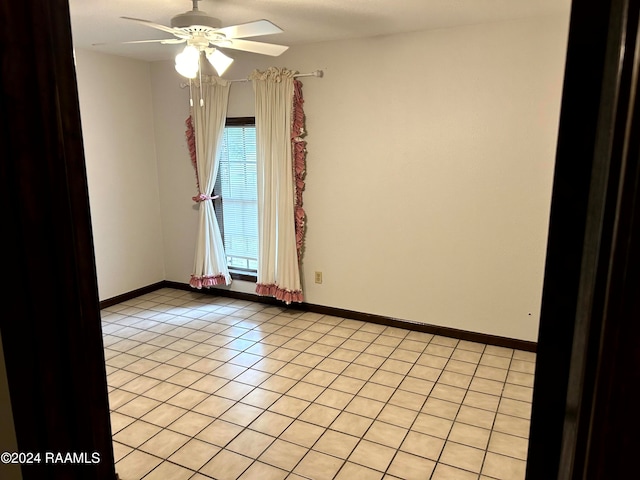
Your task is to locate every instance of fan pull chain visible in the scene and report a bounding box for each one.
[188,78,194,107]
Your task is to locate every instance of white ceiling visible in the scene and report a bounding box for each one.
[69,0,571,62]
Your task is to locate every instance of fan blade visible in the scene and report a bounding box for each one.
[120,38,186,45]
[219,38,288,56]
[120,16,184,36]
[215,19,283,39]
[92,38,186,47]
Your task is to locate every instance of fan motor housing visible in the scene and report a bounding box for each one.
[171,11,222,30]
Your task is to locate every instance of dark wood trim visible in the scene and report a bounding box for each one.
[226,116,256,126]
[528,0,640,478]
[100,282,166,309]
[158,281,536,351]
[578,1,640,476]
[295,303,536,352]
[229,271,258,282]
[0,1,116,478]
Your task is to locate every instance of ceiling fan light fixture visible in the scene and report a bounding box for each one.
[175,45,199,78]
[206,49,234,76]
[118,1,288,79]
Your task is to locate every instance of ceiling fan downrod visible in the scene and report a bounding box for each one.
[171,0,222,30]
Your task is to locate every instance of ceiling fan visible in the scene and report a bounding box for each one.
[117,0,289,77]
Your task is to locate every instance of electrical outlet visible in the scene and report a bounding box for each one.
[314,271,323,284]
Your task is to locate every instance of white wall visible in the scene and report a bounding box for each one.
[151,14,568,341]
[75,49,165,300]
[76,13,568,341]
[291,16,568,342]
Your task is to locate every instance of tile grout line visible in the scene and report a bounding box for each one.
[104,289,533,480]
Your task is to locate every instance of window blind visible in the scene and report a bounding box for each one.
[217,123,258,271]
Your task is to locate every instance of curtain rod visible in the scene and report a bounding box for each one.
[180,70,323,89]
[228,70,324,83]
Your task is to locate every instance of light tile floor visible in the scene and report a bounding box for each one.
[103,288,535,480]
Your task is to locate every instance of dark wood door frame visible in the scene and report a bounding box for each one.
[0,1,116,479]
[528,0,640,478]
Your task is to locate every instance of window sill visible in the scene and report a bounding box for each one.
[229,270,257,282]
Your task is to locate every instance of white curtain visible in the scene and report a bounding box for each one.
[189,76,231,288]
[251,68,303,303]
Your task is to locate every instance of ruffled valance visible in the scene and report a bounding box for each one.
[190,75,231,88]
[249,67,297,82]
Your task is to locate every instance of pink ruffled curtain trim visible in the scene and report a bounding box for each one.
[291,79,307,261]
[256,283,304,304]
[192,193,220,202]
[190,274,227,289]
[185,116,200,192]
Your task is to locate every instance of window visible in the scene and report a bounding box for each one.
[215,117,258,277]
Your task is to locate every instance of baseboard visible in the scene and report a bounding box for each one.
[108,280,536,352]
[99,281,166,309]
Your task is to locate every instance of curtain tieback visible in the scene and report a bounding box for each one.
[192,193,220,202]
